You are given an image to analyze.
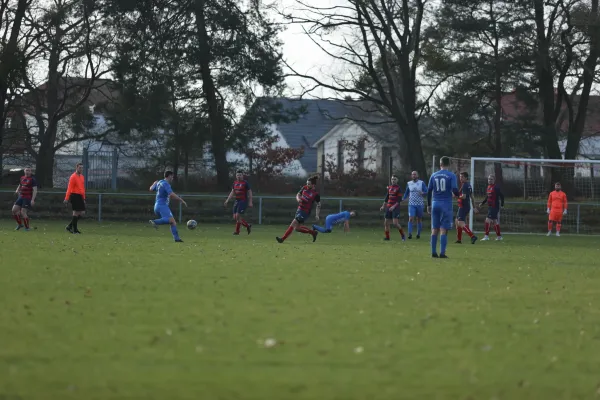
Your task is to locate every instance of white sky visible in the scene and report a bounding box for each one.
[275,0,347,99]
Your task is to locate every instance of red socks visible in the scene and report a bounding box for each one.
[385,231,390,239]
[556,223,561,232]
[484,222,490,235]
[240,219,249,228]
[462,225,474,238]
[548,221,553,231]
[494,224,501,236]
[23,218,29,229]
[235,222,241,233]
[296,226,314,235]
[457,226,463,241]
[13,214,21,225]
[281,226,294,240]
[398,228,405,236]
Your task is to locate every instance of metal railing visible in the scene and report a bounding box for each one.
[2,190,600,234]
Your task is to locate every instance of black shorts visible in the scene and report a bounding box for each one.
[70,194,86,211]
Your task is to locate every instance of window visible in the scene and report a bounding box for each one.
[337,140,345,172]
[381,147,391,175]
[357,139,366,170]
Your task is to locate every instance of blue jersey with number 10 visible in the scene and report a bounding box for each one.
[428,170,458,206]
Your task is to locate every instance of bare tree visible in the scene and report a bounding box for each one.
[13,0,114,187]
[280,0,436,177]
[0,0,32,179]
[532,0,600,161]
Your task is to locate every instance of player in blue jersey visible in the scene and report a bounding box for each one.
[149,171,188,242]
[403,171,427,239]
[312,210,357,233]
[427,156,460,258]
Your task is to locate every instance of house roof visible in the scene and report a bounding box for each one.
[500,92,600,137]
[13,78,119,112]
[313,118,400,147]
[263,98,398,173]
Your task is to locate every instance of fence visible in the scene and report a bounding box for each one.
[1,190,600,234]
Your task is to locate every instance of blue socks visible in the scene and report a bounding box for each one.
[431,234,438,254]
[170,225,180,241]
[153,217,171,225]
[440,234,447,255]
[417,222,422,235]
[408,221,413,235]
[313,224,328,233]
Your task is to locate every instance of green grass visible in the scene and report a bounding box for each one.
[2,221,600,400]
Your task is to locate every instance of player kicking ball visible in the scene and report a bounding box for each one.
[547,182,567,236]
[149,171,187,242]
[313,210,357,233]
[276,175,320,243]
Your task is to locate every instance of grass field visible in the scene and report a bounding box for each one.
[2,221,600,400]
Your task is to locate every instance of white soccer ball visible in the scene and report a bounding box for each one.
[187,219,198,230]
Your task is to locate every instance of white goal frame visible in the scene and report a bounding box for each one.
[468,157,600,232]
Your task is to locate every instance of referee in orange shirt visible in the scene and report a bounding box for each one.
[64,162,86,234]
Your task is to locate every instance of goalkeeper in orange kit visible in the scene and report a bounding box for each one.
[547,182,567,236]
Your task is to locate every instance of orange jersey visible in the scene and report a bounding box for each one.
[65,172,85,200]
[547,190,567,212]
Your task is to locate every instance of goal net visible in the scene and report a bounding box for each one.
[468,157,600,235]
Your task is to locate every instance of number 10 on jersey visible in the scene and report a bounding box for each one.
[434,177,446,192]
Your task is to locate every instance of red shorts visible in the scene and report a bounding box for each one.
[549,212,563,222]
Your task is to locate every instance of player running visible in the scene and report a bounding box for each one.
[380,175,406,241]
[12,167,37,231]
[64,162,86,234]
[427,156,460,258]
[312,210,357,233]
[547,182,567,236]
[478,174,505,241]
[276,175,320,243]
[403,171,427,239]
[149,171,187,242]
[224,170,253,235]
[455,172,477,244]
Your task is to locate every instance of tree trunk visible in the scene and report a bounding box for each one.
[533,0,563,187]
[564,0,600,160]
[493,69,504,184]
[35,135,57,188]
[183,149,189,191]
[194,0,229,190]
[0,0,29,184]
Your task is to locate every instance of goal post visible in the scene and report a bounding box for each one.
[468,157,600,235]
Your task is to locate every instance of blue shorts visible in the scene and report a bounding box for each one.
[154,204,173,219]
[431,204,453,230]
[408,205,424,218]
[295,210,309,223]
[233,200,247,215]
[456,208,470,222]
[324,215,337,232]
[385,207,400,220]
[15,197,32,208]
[487,207,499,220]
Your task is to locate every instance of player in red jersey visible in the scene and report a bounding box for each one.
[478,174,505,241]
[12,167,37,231]
[455,172,477,244]
[224,170,253,235]
[276,175,320,243]
[379,175,406,241]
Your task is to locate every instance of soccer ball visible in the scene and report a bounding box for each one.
[187,220,198,230]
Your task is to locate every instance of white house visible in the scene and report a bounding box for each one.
[312,118,402,177]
